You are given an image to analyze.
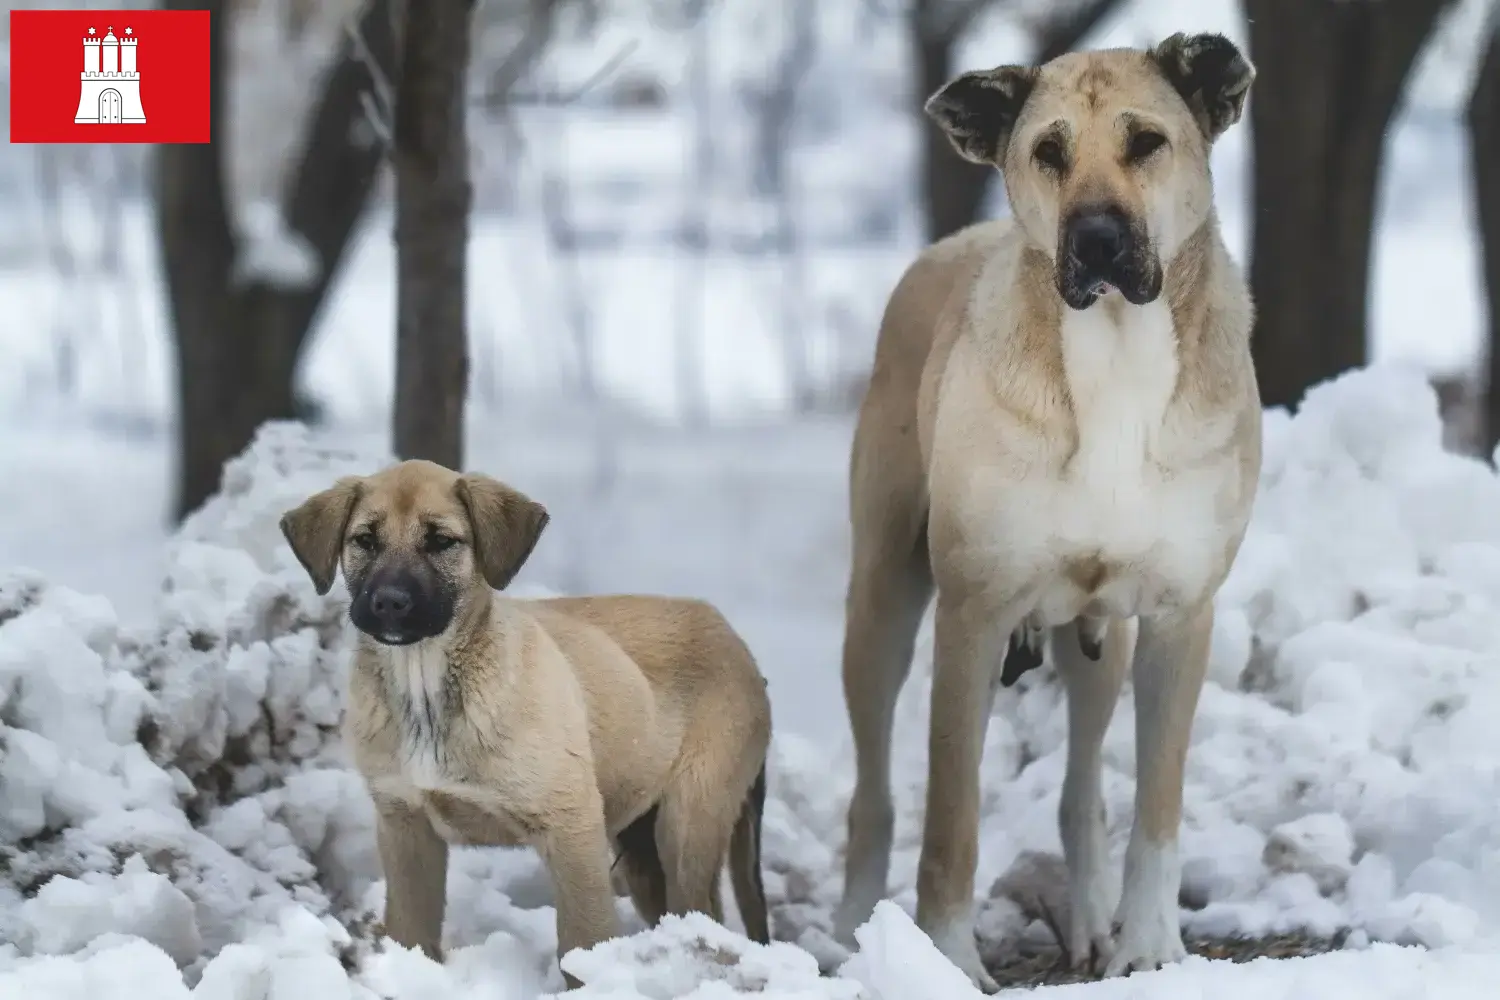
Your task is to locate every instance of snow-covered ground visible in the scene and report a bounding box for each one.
[9,368,1500,998]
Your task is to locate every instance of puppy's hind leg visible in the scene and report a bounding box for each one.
[655,765,741,925]
[615,804,667,927]
[728,763,771,944]
[1053,617,1132,973]
[835,523,934,944]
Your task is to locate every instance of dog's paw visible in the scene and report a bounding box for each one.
[925,922,1000,994]
[1102,920,1187,978]
[831,900,870,949]
[1066,913,1116,975]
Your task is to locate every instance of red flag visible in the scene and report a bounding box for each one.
[9,9,212,144]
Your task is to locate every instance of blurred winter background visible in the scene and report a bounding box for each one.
[9,0,1500,997]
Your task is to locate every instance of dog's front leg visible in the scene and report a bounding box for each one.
[1105,601,1213,977]
[542,795,621,989]
[374,795,449,960]
[916,590,1024,994]
[1053,617,1132,973]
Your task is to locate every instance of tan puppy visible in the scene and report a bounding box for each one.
[832,34,1261,990]
[279,460,772,985]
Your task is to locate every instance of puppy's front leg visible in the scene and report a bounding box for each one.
[1105,601,1213,977]
[542,793,621,988]
[916,591,1023,994]
[374,794,449,960]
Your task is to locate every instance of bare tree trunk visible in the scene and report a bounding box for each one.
[913,25,992,243]
[391,0,476,469]
[912,0,1122,243]
[1245,0,1453,411]
[156,0,397,521]
[1471,25,1500,453]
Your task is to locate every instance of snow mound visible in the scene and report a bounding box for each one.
[8,370,1500,998]
[0,423,392,978]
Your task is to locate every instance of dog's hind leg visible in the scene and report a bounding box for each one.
[835,509,934,943]
[1053,616,1132,973]
[1106,602,1213,977]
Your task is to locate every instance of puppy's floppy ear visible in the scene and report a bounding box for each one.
[1149,32,1255,142]
[924,65,1039,166]
[280,477,362,595]
[455,473,550,591]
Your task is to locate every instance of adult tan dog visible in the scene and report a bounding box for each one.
[831,34,1261,990]
[279,460,772,986]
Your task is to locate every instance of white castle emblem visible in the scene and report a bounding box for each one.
[74,26,146,124]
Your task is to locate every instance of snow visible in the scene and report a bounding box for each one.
[4,369,1500,996]
[232,201,320,290]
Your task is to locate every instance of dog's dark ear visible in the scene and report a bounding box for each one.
[280,477,362,595]
[924,65,1039,166]
[455,473,550,591]
[1149,32,1255,142]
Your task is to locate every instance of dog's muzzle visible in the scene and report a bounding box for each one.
[1057,206,1162,310]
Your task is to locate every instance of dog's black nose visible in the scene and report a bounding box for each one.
[369,585,413,623]
[1065,210,1129,272]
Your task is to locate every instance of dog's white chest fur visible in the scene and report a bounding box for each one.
[1058,296,1181,488]
[390,642,449,789]
[993,296,1227,622]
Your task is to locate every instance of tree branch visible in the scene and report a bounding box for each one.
[1030,0,1121,65]
[277,0,400,339]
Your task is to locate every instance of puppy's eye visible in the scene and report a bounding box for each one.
[1033,139,1066,172]
[424,533,460,554]
[1127,130,1167,162]
[351,531,379,552]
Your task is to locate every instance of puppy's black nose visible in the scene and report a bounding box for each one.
[369,585,413,624]
[1065,209,1129,272]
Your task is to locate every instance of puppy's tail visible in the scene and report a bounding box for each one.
[729,761,770,944]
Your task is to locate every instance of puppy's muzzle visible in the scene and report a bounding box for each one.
[370,584,413,626]
[1057,205,1162,310]
[350,569,451,645]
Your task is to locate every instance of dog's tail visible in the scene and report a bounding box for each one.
[729,761,770,944]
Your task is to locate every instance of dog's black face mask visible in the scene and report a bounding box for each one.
[347,556,458,646]
[1056,204,1164,311]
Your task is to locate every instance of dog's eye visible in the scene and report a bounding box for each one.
[424,533,460,554]
[1127,130,1167,162]
[351,531,379,552]
[1032,139,1066,172]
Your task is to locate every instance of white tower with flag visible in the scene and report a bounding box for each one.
[75,26,146,124]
